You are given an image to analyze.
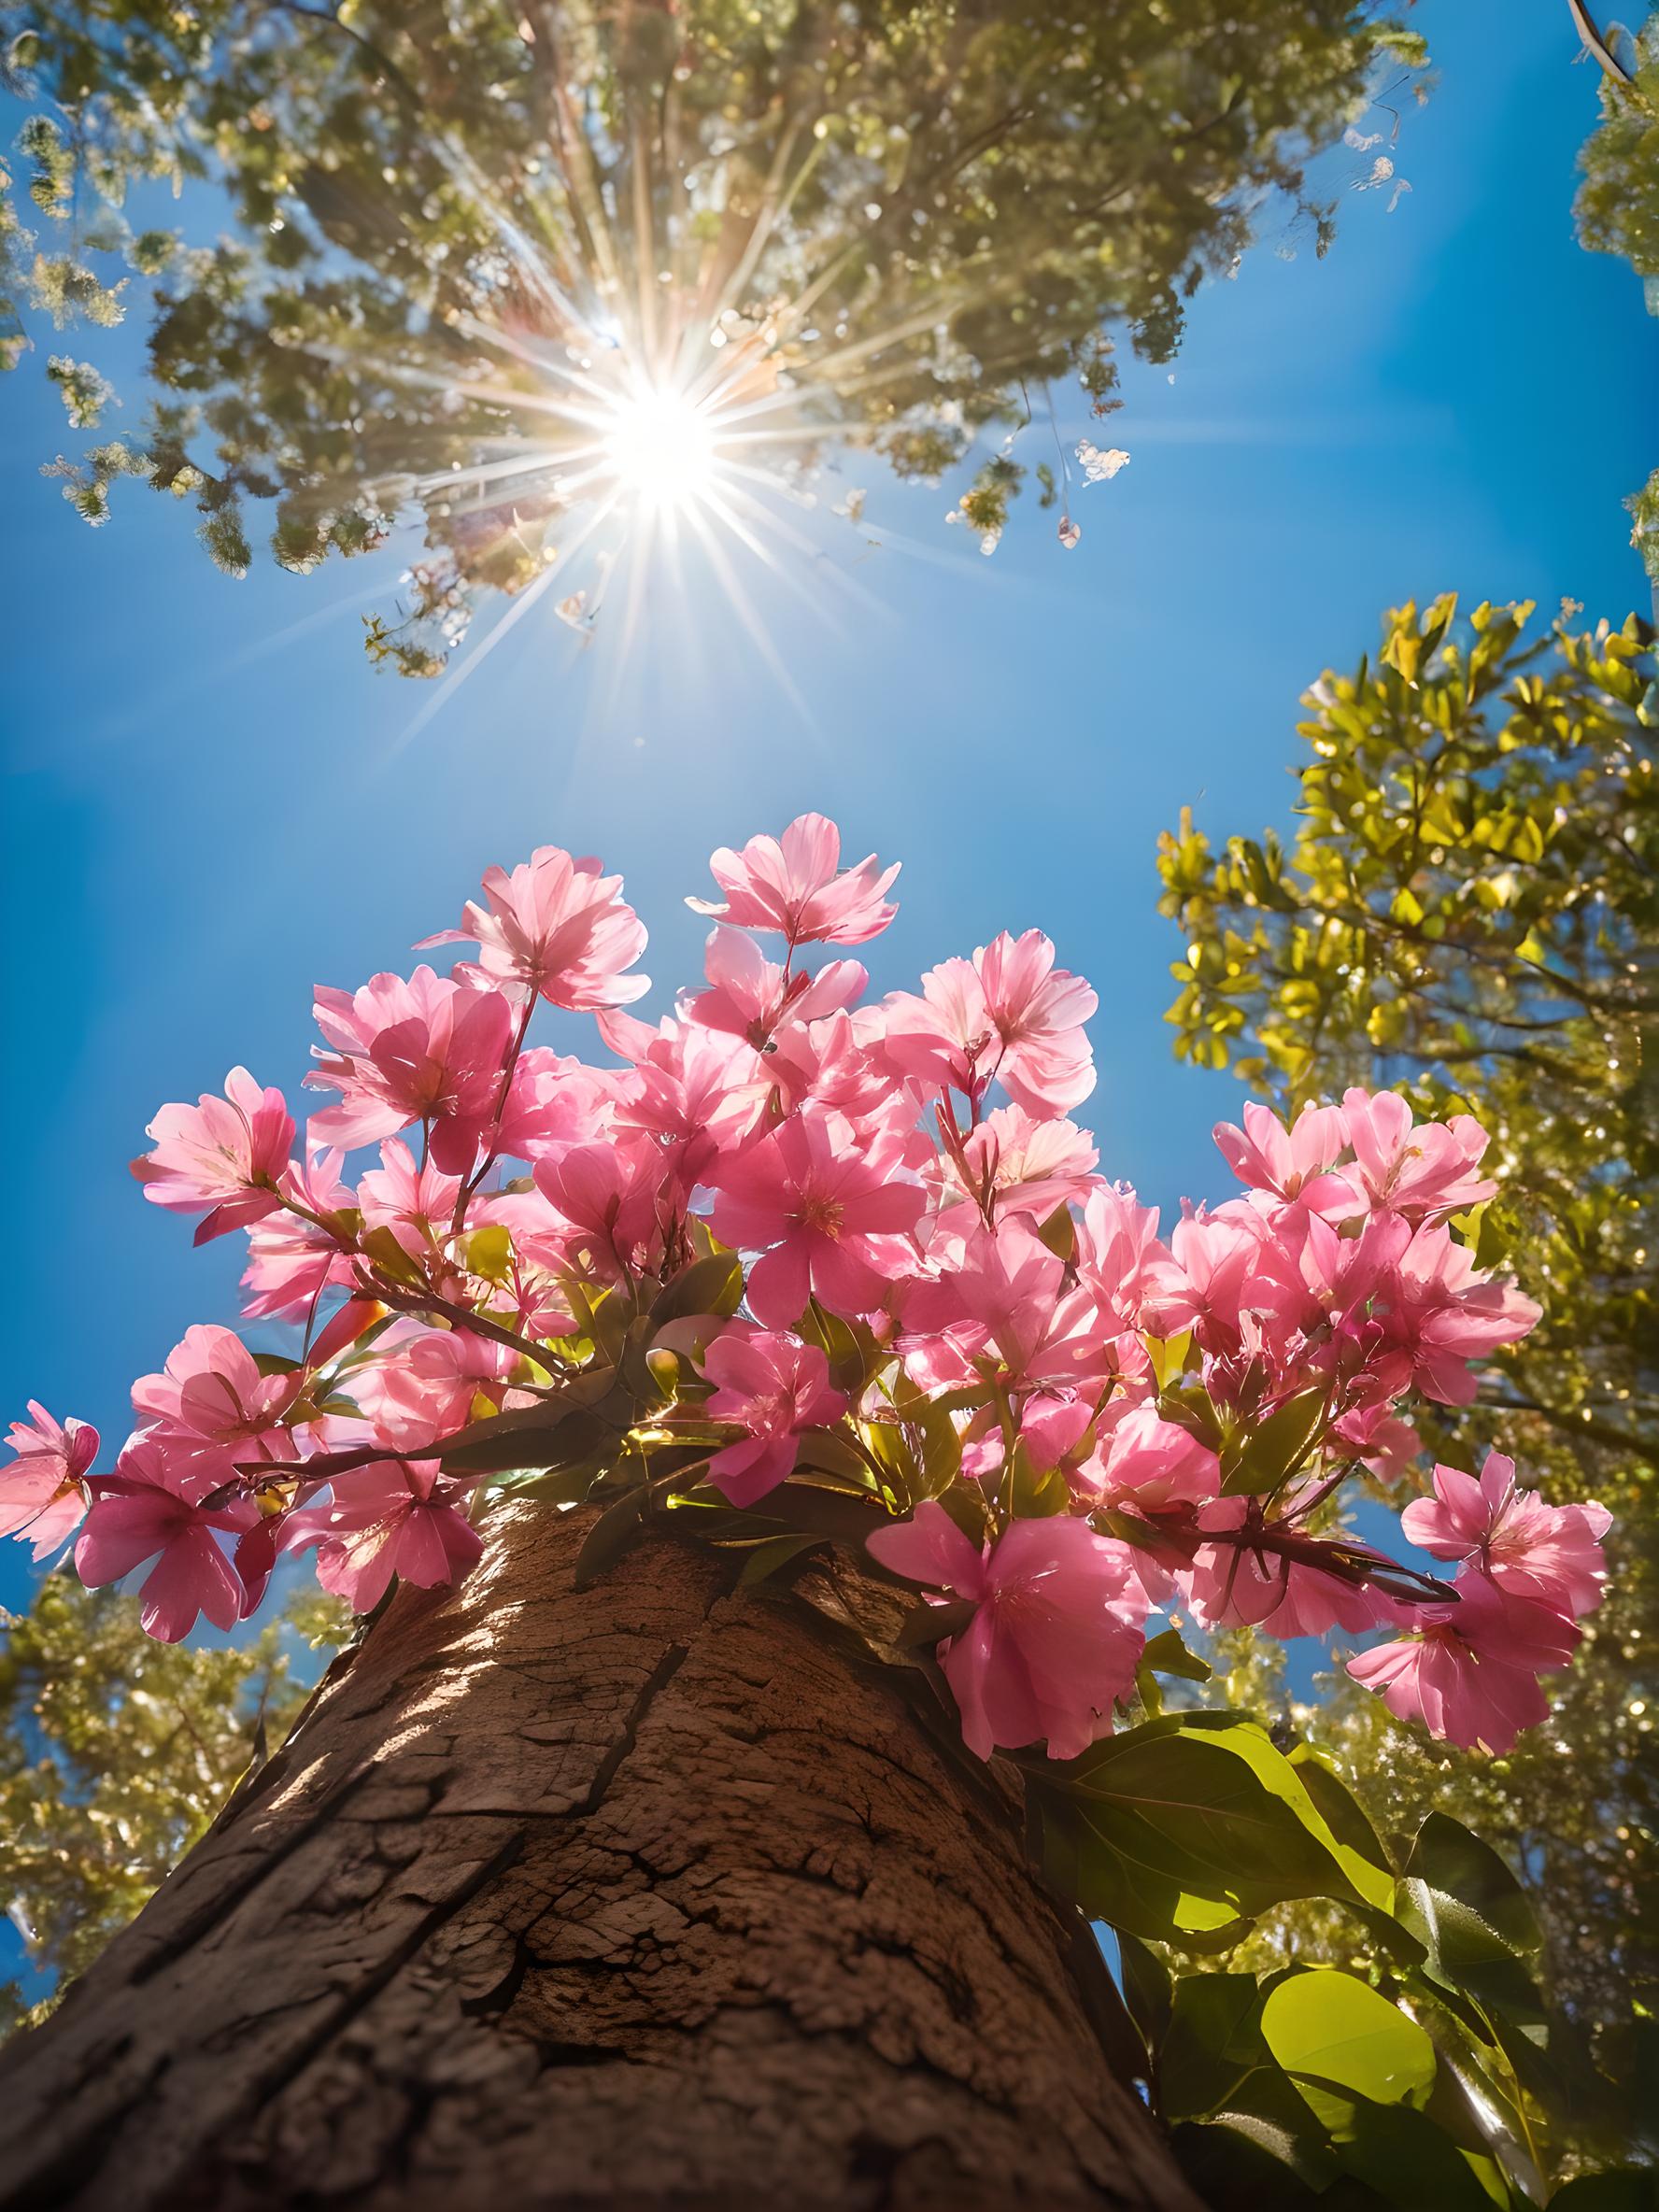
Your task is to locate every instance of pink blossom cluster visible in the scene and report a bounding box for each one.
[3,818,1609,1759]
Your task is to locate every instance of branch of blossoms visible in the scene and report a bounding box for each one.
[3,816,1610,1761]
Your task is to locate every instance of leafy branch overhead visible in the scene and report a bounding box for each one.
[1,0,1425,663]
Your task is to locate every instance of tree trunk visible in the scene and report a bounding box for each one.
[0,1502,1201,2212]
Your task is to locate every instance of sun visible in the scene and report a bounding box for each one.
[600,385,721,514]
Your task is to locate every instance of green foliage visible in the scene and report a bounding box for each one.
[1045,1719,1655,2201]
[1158,596,1658,2032]
[1575,18,1659,282]
[44,353,113,428]
[1629,467,1659,586]
[1571,12,1659,592]
[1,0,1422,665]
[0,1575,348,2037]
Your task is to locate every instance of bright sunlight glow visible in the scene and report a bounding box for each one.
[601,386,720,512]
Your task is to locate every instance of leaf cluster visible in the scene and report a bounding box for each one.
[1157,595,1658,2027]
[2,0,1419,661]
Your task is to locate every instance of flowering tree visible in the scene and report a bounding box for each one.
[0,818,1624,2206]
[1158,601,1657,2065]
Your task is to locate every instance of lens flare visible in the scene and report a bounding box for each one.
[601,387,719,512]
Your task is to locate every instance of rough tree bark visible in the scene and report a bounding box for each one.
[0,1501,1203,2212]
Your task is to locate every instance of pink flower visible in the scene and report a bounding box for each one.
[934,1105,1099,1225]
[280,1458,484,1612]
[240,1151,355,1321]
[75,1438,258,1641]
[688,814,900,945]
[1076,1184,1167,1331]
[131,1325,302,1469]
[358,1138,463,1255]
[1,1403,98,1558]
[1087,1400,1220,1515]
[709,1107,926,1327]
[867,1502,1146,1758]
[613,1022,768,1180]
[306,967,515,1173]
[975,931,1098,1119]
[1384,1225,1540,1406]
[702,1326,845,1506]
[883,934,1096,1120]
[1342,1089,1496,1221]
[532,1133,674,1278]
[131,1068,293,1243]
[349,1326,517,1447]
[902,1220,1113,1391]
[419,845,649,1008]
[684,927,866,1050]
[1213,1099,1357,1217]
[1349,1570,1580,1753]
[1142,1202,1300,1340]
[496,1048,628,1163]
[1400,1452,1610,1616]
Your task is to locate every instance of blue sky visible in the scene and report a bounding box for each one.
[1,0,1653,1651]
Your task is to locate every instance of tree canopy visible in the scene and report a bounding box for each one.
[2,0,1424,666]
[0,1576,346,2036]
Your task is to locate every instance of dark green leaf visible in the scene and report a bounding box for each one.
[440,1401,617,1477]
[572,1488,651,1590]
[649,1250,743,1327]
[1548,2176,1659,2211]
[735,1534,823,1588]
[1142,1625,1212,1683]
[895,1596,977,1648]
[1160,1973,1265,2120]
[1403,1813,1541,1957]
[1220,1388,1327,1496]
[1115,1930,1172,2057]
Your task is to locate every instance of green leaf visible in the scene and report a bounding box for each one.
[1548,2176,1659,2211]
[895,1596,977,1648]
[1116,1930,1172,2057]
[464,1224,513,1282]
[1033,1714,1383,1945]
[1287,1748,1395,1886]
[1220,1387,1327,1496]
[1171,2117,1331,2204]
[1141,1625,1212,1683]
[795,1426,872,1485]
[735,1533,822,1588]
[572,1488,651,1590]
[1403,1813,1541,1956]
[439,1400,617,1477]
[1397,1879,1545,2023]
[649,1249,743,1327]
[1036,1203,1076,1262]
[1159,1972,1265,2120]
[1260,1970,1436,2134]
[1331,2091,1500,2211]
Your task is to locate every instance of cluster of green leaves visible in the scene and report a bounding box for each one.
[1570,9,1659,587]
[1028,1697,1654,2204]
[0,1574,347,2037]
[3,0,1422,664]
[1157,596,1657,2029]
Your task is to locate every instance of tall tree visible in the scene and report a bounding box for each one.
[0,811,1632,2206]
[1158,595,1658,2026]
[0,1577,345,2037]
[1,0,1424,667]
